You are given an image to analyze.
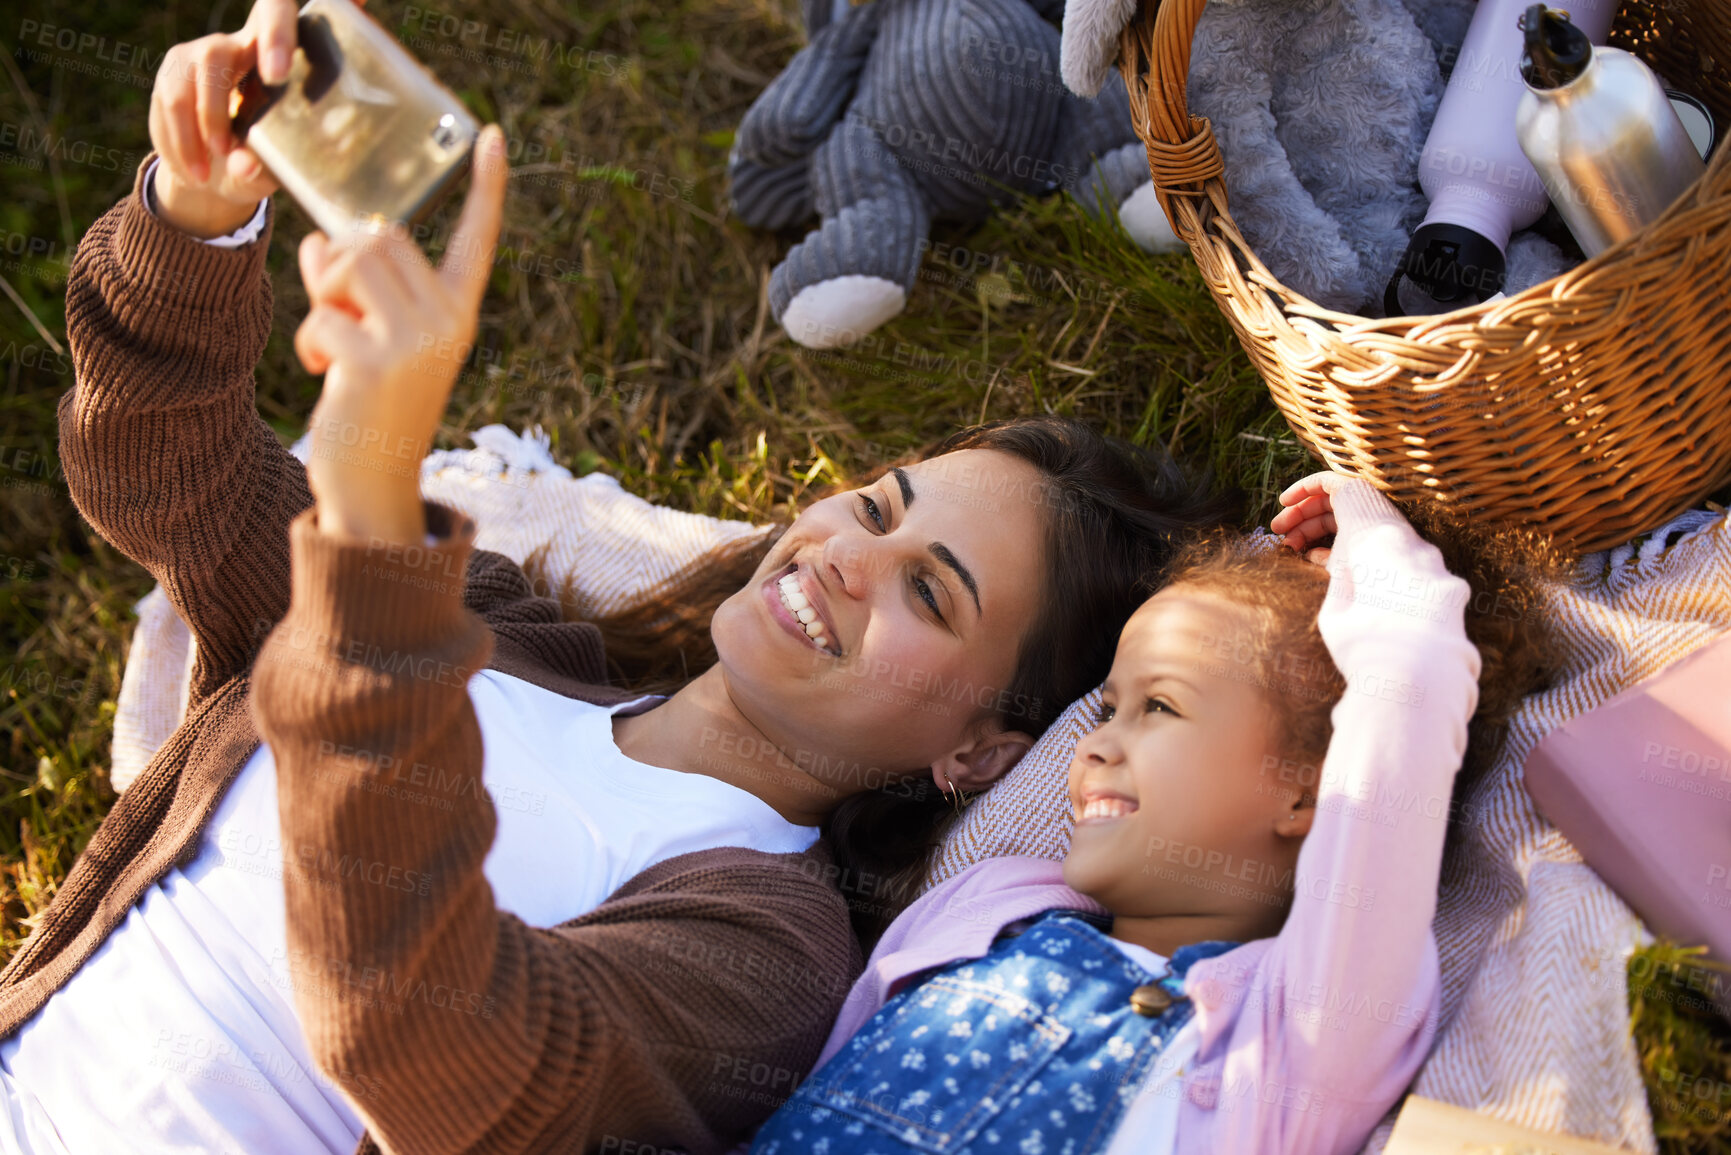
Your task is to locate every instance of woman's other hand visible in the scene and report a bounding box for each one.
[148,0,326,236]
[294,125,508,546]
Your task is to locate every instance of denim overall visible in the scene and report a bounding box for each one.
[752,910,1238,1155]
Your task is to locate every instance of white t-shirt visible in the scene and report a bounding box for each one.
[1103,936,1197,1155]
[0,670,820,1154]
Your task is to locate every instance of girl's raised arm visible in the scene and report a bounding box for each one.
[1195,476,1482,1153]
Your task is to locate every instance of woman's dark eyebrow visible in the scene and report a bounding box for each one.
[891,466,915,509]
[892,468,981,615]
[929,542,981,616]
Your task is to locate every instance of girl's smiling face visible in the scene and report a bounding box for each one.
[1062,585,1314,932]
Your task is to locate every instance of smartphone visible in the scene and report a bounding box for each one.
[230,0,479,238]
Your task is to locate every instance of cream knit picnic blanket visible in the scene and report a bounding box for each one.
[108,426,770,793]
[112,426,1730,1150]
[1369,507,1728,1153]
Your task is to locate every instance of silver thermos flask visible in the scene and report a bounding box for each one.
[1515,4,1706,256]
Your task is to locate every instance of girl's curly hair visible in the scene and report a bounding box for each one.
[1158,502,1572,847]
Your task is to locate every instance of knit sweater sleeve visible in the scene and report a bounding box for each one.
[1176,480,1483,1155]
[251,505,860,1155]
[58,156,308,707]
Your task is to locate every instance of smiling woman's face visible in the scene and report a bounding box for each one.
[709,447,1049,794]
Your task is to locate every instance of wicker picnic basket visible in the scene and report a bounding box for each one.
[1115,0,1731,551]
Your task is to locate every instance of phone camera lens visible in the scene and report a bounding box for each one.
[432,113,460,151]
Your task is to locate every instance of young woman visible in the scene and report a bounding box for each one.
[0,3,1227,1153]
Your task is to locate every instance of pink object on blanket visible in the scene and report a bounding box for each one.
[1523,631,1731,1019]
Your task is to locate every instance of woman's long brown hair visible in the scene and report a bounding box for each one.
[576,527,788,692]
[569,417,1236,946]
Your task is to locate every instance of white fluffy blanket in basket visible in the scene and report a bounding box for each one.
[108,426,770,794]
[114,427,1730,1152]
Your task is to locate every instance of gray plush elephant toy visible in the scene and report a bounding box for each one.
[728,0,1180,349]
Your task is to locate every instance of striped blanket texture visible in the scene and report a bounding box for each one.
[114,427,1731,1150]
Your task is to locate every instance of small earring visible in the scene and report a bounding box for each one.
[941,770,972,817]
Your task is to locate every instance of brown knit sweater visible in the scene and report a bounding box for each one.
[1,157,863,1154]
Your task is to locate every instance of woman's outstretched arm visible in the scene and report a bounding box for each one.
[59,177,307,705]
[58,0,309,706]
[253,500,858,1152]
[252,127,859,1151]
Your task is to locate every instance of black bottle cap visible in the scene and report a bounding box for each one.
[1520,5,1592,89]
[1384,223,1507,316]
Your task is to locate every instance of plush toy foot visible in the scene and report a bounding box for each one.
[1118,182,1185,253]
[780,275,908,349]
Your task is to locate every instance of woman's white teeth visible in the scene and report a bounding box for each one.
[1080,797,1137,821]
[778,573,829,651]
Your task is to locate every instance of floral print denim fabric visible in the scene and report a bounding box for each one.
[752,910,1238,1155]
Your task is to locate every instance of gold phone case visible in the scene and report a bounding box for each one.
[231,0,478,238]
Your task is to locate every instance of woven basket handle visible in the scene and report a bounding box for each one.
[1116,0,1225,197]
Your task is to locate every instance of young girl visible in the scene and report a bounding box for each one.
[751,474,1527,1154]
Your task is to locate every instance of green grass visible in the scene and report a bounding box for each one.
[0,0,1726,1148]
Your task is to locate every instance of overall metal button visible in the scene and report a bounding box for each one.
[1129,983,1174,1016]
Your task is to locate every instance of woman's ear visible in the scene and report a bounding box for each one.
[932,726,1036,795]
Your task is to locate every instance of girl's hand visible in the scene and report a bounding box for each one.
[1270,472,1346,563]
[1279,472,1470,660]
[294,125,509,545]
[148,0,330,236]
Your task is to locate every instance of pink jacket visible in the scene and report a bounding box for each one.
[813,480,1482,1155]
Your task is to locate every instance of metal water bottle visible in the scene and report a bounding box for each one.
[1515,5,1706,256]
[1383,0,1618,316]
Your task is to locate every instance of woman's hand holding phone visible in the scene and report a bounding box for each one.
[148,0,505,545]
[294,125,508,546]
[146,0,317,236]
[149,0,374,238]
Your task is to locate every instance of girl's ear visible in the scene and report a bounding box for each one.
[1276,791,1316,840]
[932,726,1036,794]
